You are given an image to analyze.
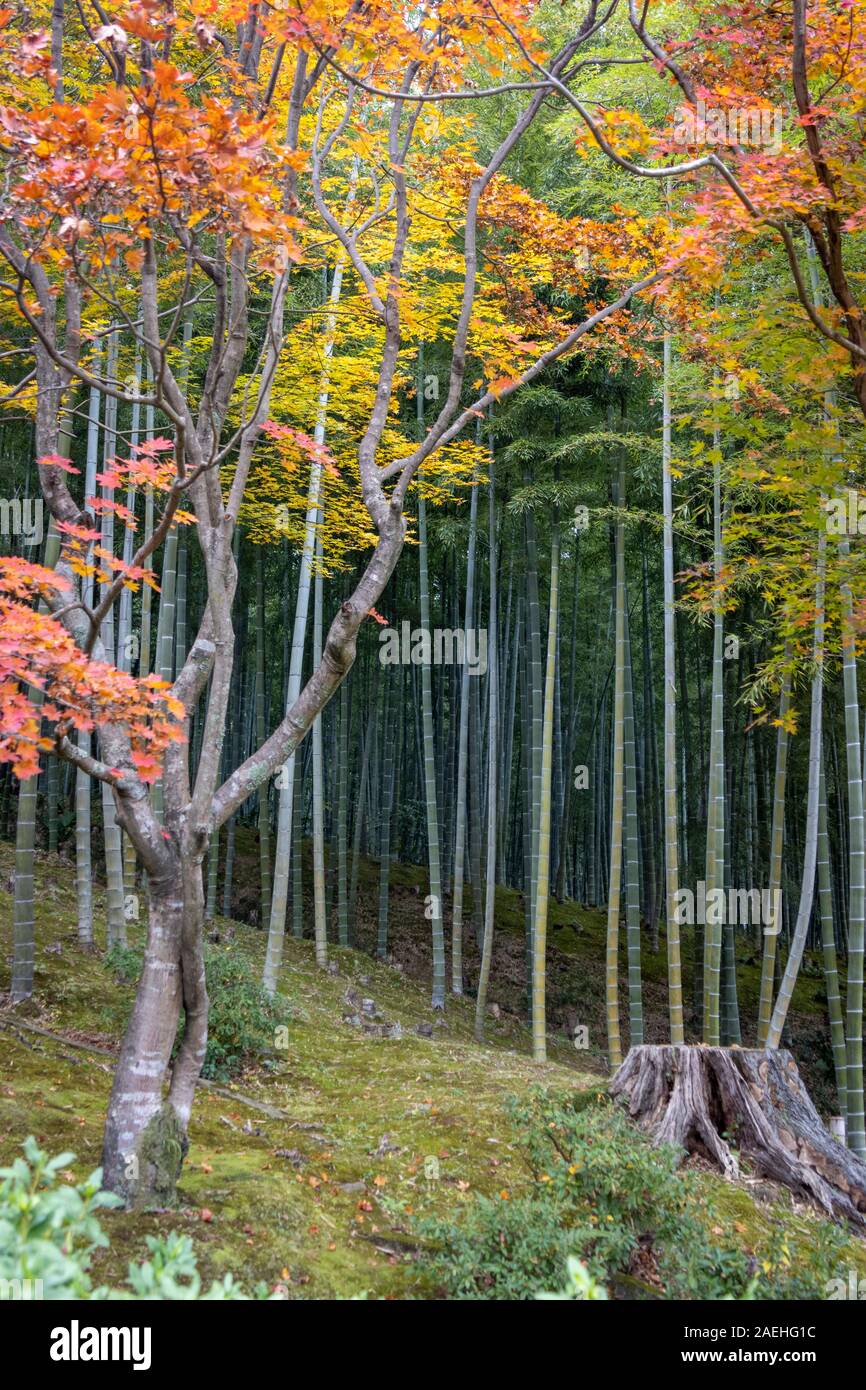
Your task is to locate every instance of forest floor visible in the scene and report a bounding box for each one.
[0,838,862,1299]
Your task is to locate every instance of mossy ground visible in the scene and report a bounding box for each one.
[0,840,863,1298]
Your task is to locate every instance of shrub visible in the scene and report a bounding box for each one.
[415,1089,847,1301]
[125,1231,264,1300]
[0,1139,273,1300]
[104,942,143,985]
[536,1255,609,1300]
[0,1137,121,1298]
[104,940,285,1079]
[194,946,284,1080]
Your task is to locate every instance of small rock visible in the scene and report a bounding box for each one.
[361,998,377,1016]
[387,1021,403,1040]
[358,975,370,985]
[342,1012,361,1027]
[415,1022,434,1038]
[372,1134,399,1157]
[274,1148,303,1166]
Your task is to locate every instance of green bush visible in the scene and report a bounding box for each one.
[536,1255,609,1300]
[104,941,285,1080]
[104,942,143,985]
[415,1090,847,1301]
[194,947,284,1080]
[0,1137,121,1298]
[0,1139,273,1300]
[125,1231,264,1300]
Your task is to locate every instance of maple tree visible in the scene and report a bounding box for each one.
[0,0,670,1202]
[2,0,865,1218]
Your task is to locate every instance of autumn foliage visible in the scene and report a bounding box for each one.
[0,555,182,780]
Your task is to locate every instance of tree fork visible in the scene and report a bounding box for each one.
[610,1044,866,1227]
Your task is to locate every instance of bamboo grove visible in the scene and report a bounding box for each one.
[1,0,866,1204]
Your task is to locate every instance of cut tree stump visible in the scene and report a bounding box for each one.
[609,1045,866,1227]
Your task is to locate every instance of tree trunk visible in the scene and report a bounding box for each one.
[840,527,865,1155]
[102,859,204,1206]
[254,547,272,927]
[531,515,559,1061]
[12,522,62,997]
[818,762,847,1120]
[622,597,643,1046]
[418,487,446,1009]
[264,249,345,988]
[766,532,825,1047]
[702,443,725,1045]
[75,733,93,948]
[377,670,397,959]
[757,666,791,1044]
[524,500,543,1002]
[606,464,627,1068]
[336,662,350,946]
[475,453,498,1040]
[661,326,684,1042]
[611,1045,866,1226]
[311,533,328,969]
[451,465,478,994]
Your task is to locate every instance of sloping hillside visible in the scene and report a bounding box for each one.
[1,844,863,1299]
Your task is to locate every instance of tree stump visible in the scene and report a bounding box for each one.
[609,1045,866,1227]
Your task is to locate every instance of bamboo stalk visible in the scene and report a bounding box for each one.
[531,516,559,1062]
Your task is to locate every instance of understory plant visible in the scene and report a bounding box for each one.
[414,1090,848,1300]
[105,943,285,1081]
[0,1138,273,1300]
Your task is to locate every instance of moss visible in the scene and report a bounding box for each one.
[570,1083,610,1112]
[693,1171,866,1284]
[136,1104,189,1210]
[1,840,863,1300]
